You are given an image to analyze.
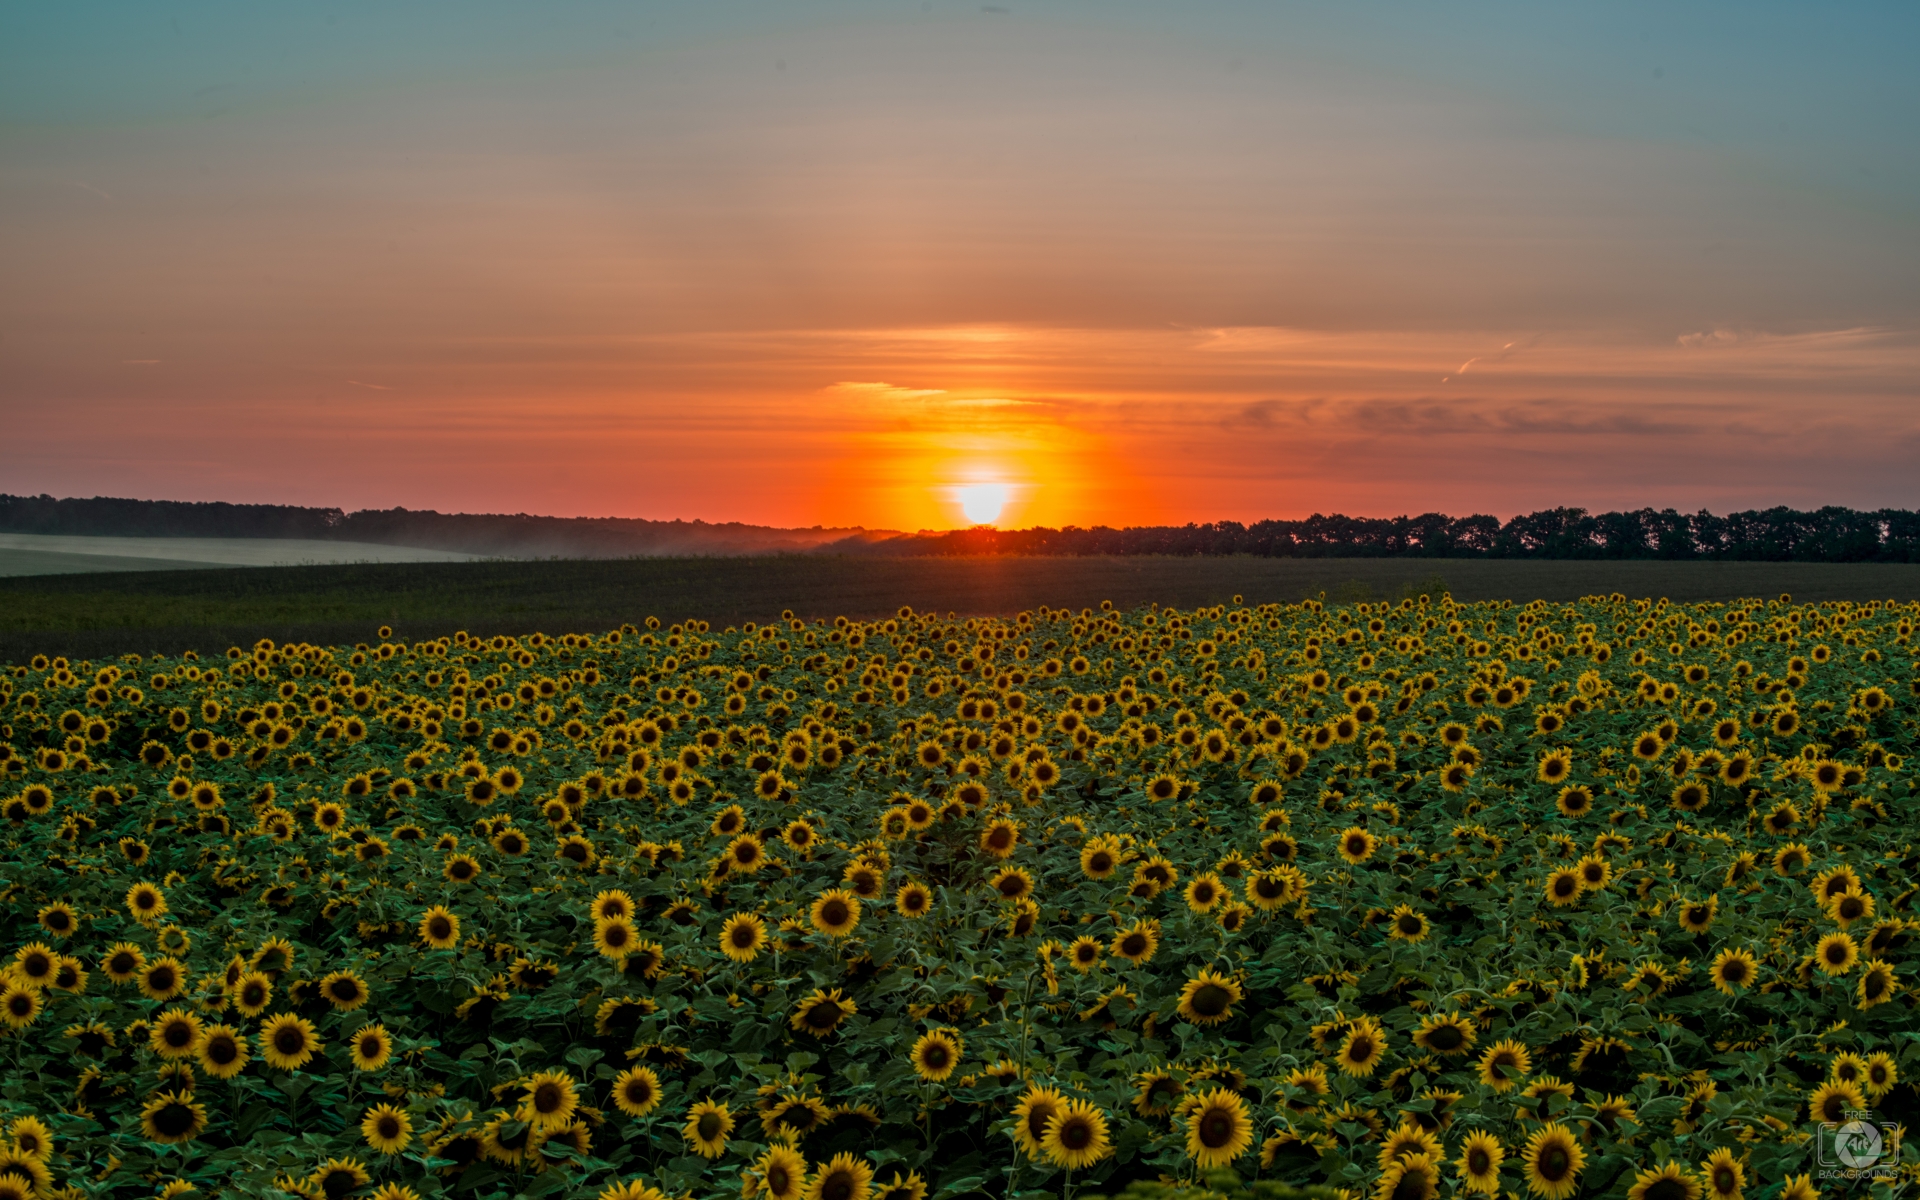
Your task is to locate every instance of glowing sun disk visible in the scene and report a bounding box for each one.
[956,483,1009,525]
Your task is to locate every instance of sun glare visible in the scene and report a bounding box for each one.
[956,482,1009,526]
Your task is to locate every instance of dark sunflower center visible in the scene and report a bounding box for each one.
[732,927,757,948]
[274,1027,306,1054]
[534,1083,565,1113]
[822,901,849,925]
[1645,1177,1689,1200]
[1348,1037,1375,1062]
[625,1079,653,1104]
[1426,1025,1464,1051]
[1539,1146,1570,1181]
[1392,1172,1430,1200]
[697,1113,724,1140]
[1397,915,1423,935]
[1120,935,1147,957]
[823,1172,856,1200]
[429,918,452,938]
[378,1116,402,1138]
[153,1102,195,1136]
[208,1037,238,1064]
[1027,1105,1055,1140]
[1467,1149,1491,1174]
[807,1003,841,1028]
[1713,1168,1736,1194]
[1061,1119,1092,1149]
[1200,1110,1236,1148]
[164,1023,193,1048]
[1192,984,1231,1017]
[1722,961,1747,983]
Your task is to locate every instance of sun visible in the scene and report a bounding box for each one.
[956,483,1009,526]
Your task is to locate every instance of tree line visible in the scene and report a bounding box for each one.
[835,505,1920,561]
[5,494,1917,562]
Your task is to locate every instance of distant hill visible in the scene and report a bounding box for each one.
[0,495,893,559]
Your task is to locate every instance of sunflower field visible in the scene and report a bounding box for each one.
[0,591,1915,1200]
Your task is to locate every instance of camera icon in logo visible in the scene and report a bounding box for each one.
[1817,1113,1900,1182]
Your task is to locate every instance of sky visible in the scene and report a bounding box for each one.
[3,1,1917,531]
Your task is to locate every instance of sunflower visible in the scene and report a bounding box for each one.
[1479,1039,1531,1092]
[895,882,932,918]
[1011,1086,1066,1156]
[1412,1014,1477,1057]
[483,1105,537,1167]
[1247,870,1292,911]
[1628,1163,1702,1200]
[1176,969,1242,1026]
[909,1029,962,1082]
[872,1170,926,1200]
[806,1153,873,1200]
[1554,785,1594,818]
[1376,1152,1441,1200]
[349,1023,393,1071]
[310,1158,372,1198]
[810,891,862,938]
[683,1100,733,1159]
[361,1104,412,1156]
[149,1007,202,1060]
[1080,839,1121,879]
[761,1095,831,1140]
[1110,920,1159,965]
[1778,1178,1818,1200]
[1862,1052,1898,1099]
[1676,896,1718,933]
[720,913,768,963]
[1709,947,1758,994]
[988,867,1033,903]
[8,1116,52,1161]
[1337,1019,1386,1077]
[1521,1122,1584,1200]
[979,819,1019,859]
[443,854,481,884]
[1385,904,1429,943]
[418,906,461,949]
[1575,854,1612,891]
[196,1024,248,1079]
[1133,1070,1184,1116]
[320,970,369,1011]
[726,834,768,874]
[751,1145,808,1200]
[1184,1087,1253,1168]
[1183,873,1226,913]
[1827,889,1873,928]
[140,1091,207,1144]
[611,1065,664,1119]
[259,1014,323,1070]
[1042,1099,1112,1170]
[1537,749,1573,784]
[1809,1081,1864,1124]
[522,1071,579,1131]
[138,956,187,1001]
[594,917,639,959]
[1535,867,1580,906]
[1337,826,1378,863]
[1456,1131,1505,1195]
[233,972,272,1017]
[790,989,857,1038]
[1815,932,1859,975]
[1856,958,1898,1008]
[1378,1122,1441,1167]
[1700,1148,1744,1200]
[126,882,168,923]
[1066,935,1105,973]
[0,1175,29,1200]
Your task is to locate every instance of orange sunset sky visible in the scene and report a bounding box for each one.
[4,4,1917,530]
